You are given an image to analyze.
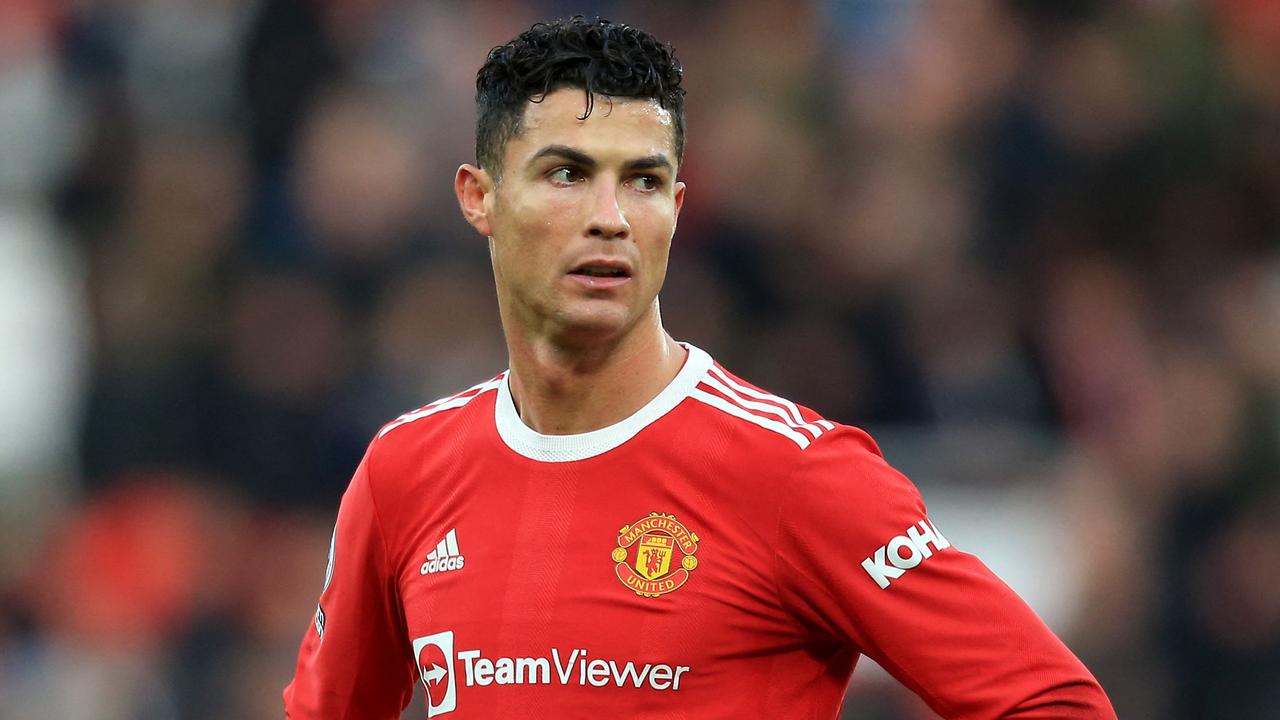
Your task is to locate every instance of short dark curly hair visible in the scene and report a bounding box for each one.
[475,16,685,177]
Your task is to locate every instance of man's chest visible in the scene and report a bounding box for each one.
[383,452,800,714]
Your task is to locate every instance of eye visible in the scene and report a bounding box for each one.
[629,175,661,192]
[548,167,583,185]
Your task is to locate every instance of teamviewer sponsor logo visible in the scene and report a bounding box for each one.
[456,647,690,690]
[409,629,692,715]
[421,529,465,575]
[861,518,951,589]
[414,630,457,717]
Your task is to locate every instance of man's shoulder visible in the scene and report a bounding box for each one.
[373,374,505,447]
[679,358,898,525]
[684,358,867,454]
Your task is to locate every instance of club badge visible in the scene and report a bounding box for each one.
[611,512,699,597]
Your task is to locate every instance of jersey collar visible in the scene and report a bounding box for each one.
[494,343,712,462]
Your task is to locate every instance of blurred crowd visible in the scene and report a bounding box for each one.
[1,0,1278,718]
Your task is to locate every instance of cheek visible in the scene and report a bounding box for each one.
[636,204,677,249]
[646,241,673,283]
[637,217,675,289]
[510,193,579,244]
[494,199,576,290]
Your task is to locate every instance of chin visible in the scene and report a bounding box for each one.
[552,307,636,344]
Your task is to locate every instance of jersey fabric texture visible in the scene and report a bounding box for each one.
[284,344,1115,719]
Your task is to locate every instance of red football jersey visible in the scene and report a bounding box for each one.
[284,344,1114,719]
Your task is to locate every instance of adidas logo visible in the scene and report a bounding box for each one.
[421,528,465,575]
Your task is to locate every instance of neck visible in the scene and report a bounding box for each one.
[504,311,687,435]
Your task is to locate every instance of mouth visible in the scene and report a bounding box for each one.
[567,261,632,279]
[566,259,633,290]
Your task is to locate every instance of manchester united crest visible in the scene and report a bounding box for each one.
[611,512,699,597]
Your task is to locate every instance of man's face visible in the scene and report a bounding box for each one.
[478,89,685,346]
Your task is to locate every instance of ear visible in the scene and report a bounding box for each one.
[672,180,686,229]
[455,164,495,238]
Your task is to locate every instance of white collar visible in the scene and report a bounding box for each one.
[494,343,712,462]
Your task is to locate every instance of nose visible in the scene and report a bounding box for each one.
[586,182,630,240]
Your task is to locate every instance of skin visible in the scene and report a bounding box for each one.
[455,88,687,434]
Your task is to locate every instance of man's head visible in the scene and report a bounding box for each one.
[455,18,687,350]
[474,16,685,179]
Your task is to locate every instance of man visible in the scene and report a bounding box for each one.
[284,17,1116,719]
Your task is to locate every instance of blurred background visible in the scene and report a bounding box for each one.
[1,0,1278,717]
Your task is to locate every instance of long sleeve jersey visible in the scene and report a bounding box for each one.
[284,344,1115,719]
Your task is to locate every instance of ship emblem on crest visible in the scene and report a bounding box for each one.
[611,512,699,597]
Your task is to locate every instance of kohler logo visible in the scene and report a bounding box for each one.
[860,519,951,589]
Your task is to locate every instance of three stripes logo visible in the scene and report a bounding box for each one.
[421,528,466,575]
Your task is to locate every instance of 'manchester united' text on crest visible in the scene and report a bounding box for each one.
[611,513,699,597]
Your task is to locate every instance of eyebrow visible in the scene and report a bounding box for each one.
[625,155,674,173]
[529,145,673,173]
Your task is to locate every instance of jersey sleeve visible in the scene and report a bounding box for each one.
[283,443,418,719]
[775,427,1115,719]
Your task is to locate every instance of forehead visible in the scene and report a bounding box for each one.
[508,89,676,164]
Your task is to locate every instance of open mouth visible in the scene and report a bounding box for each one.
[569,263,631,278]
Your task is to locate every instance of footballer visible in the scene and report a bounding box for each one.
[284,16,1116,719]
